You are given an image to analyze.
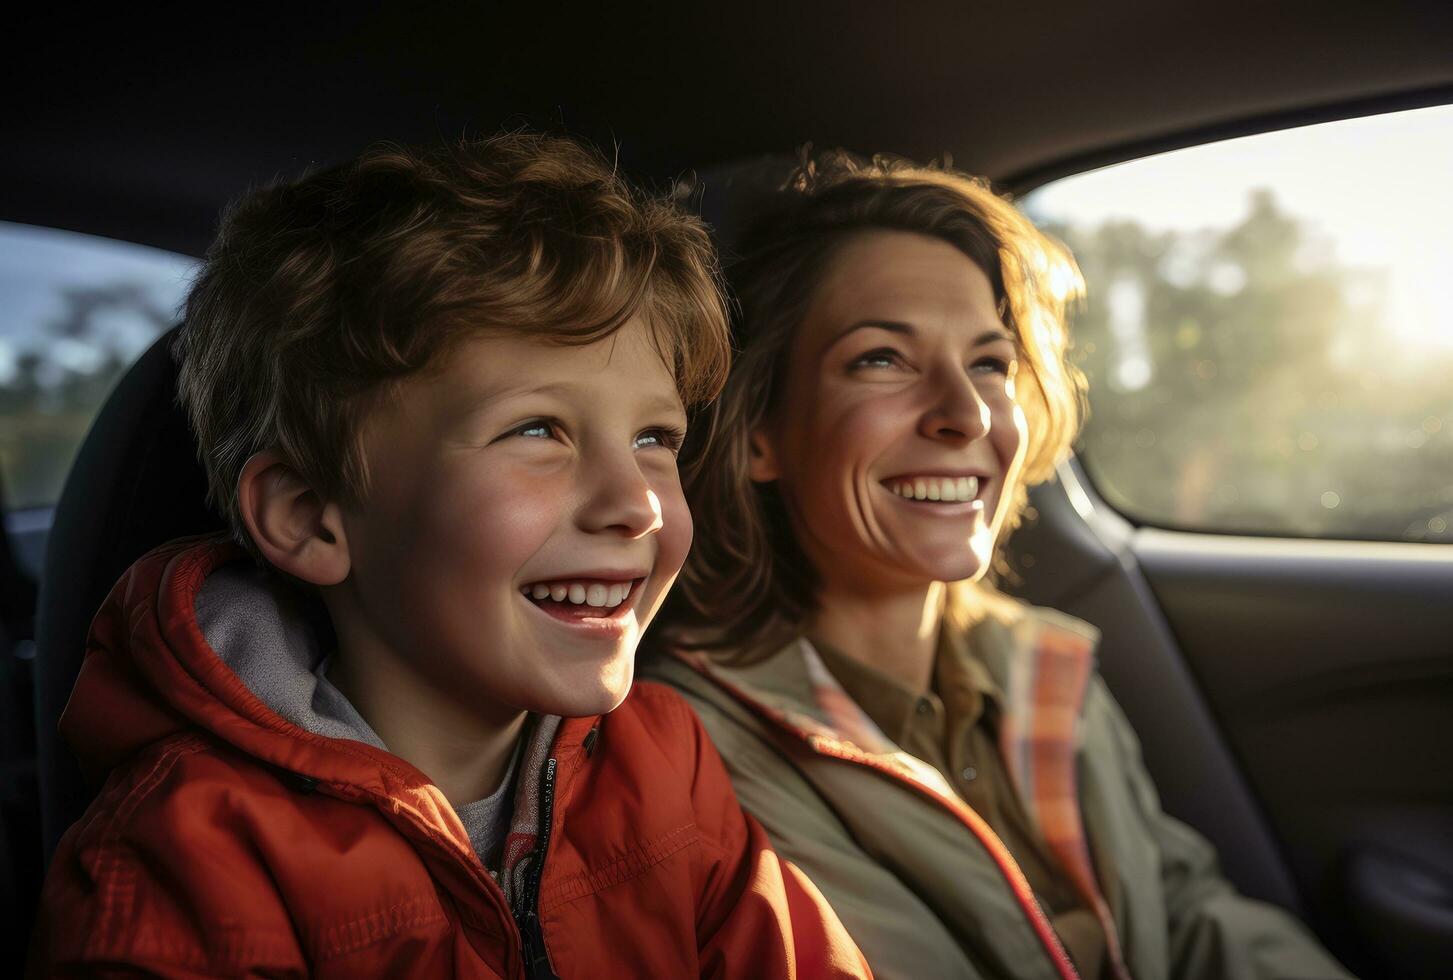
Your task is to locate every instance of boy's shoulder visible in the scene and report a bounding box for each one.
[584,680,741,825]
[615,676,696,723]
[37,733,307,971]
[38,731,441,973]
[56,729,398,889]
[602,679,712,764]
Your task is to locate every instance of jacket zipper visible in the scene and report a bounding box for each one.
[515,756,559,980]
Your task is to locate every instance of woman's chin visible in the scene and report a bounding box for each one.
[913,552,991,587]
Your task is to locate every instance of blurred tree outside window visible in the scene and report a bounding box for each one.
[1023,104,1453,543]
[0,223,195,512]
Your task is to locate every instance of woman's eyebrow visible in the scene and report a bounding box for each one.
[971,328,1018,349]
[832,319,916,344]
[831,320,1017,349]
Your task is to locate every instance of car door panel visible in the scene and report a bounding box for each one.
[1013,460,1453,978]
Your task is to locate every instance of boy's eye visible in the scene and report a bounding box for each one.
[510,419,559,441]
[849,348,902,370]
[634,425,686,453]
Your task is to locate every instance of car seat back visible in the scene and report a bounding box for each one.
[32,327,221,858]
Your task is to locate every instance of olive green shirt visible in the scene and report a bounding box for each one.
[813,631,1108,979]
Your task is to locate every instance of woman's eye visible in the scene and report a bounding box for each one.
[972,356,1014,376]
[635,426,686,453]
[849,348,902,370]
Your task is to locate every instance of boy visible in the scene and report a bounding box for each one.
[27,135,868,978]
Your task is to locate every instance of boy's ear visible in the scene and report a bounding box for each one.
[236,451,351,586]
[747,425,782,483]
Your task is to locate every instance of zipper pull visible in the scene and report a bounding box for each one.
[520,911,557,980]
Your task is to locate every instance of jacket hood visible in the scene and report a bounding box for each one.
[62,537,459,819]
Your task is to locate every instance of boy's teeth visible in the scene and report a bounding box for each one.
[891,476,980,502]
[524,580,635,608]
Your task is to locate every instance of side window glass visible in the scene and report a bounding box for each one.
[0,223,196,512]
[1024,104,1453,542]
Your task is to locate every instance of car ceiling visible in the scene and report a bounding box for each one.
[6,1,1453,257]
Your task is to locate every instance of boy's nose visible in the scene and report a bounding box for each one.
[578,457,664,538]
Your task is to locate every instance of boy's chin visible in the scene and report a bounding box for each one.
[536,665,636,718]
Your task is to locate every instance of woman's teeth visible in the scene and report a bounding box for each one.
[521,580,633,608]
[888,476,981,502]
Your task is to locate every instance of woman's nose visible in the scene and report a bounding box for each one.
[577,453,664,538]
[917,370,991,443]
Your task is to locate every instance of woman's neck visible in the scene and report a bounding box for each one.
[808,580,946,693]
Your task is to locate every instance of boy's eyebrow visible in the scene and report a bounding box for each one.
[447,379,685,422]
[515,382,685,415]
[830,319,1017,349]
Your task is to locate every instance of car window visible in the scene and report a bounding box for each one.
[0,222,196,512]
[1023,104,1453,543]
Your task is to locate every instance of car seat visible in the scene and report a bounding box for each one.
[32,327,221,858]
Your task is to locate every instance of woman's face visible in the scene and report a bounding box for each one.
[751,230,1029,595]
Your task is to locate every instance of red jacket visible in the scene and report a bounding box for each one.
[28,539,869,978]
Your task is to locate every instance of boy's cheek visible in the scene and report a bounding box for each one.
[654,488,694,578]
[424,468,565,552]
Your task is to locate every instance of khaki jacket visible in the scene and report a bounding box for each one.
[647,602,1351,980]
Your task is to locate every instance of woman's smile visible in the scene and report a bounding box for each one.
[753,230,1027,589]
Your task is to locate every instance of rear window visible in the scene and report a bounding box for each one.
[0,222,195,512]
[1023,104,1453,543]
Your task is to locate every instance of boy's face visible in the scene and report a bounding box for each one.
[337,317,691,719]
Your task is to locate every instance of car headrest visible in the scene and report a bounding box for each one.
[32,325,222,859]
[683,154,798,269]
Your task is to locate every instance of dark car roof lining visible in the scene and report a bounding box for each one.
[5,2,1453,256]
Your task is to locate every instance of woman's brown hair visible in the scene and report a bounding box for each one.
[662,150,1086,657]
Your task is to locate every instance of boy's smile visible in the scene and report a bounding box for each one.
[325,316,692,730]
[519,573,645,627]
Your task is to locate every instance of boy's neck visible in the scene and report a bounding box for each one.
[323,623,529,807]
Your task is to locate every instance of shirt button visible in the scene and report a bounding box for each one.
[916,699,932,717]
[961,766,978,782]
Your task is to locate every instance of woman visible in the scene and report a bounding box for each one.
[646,152,1350,980]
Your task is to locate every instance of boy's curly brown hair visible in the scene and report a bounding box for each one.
[177,132,731,560]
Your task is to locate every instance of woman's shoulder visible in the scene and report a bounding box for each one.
[957,587,1102,650]
[636,651,804,759]
[627,665,762,736]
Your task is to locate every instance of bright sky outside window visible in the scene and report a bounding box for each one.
[0,223,196,511]
[1022,104,1453,542]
